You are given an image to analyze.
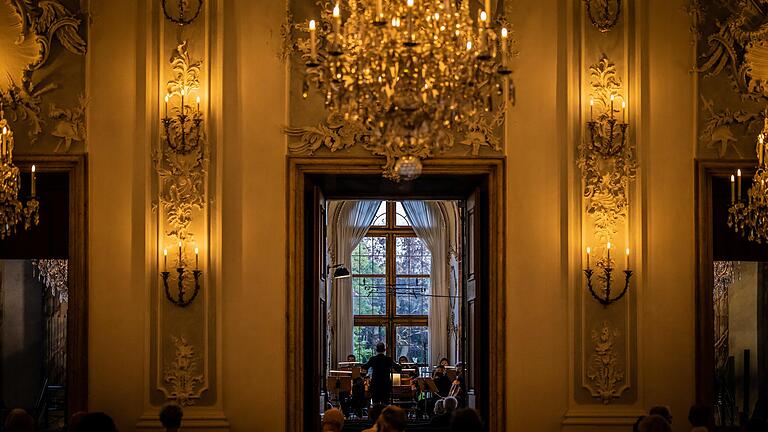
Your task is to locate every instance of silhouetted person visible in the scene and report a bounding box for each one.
[688,404,709,432]
[68,411,87,432]
[76,412,117,432]
[649,406,673,425]
[375,406,407,432]
[633,415,646,432]
[450,407,483,432]
[159,404,183,432]
[362,342,401,404]
[434,364,451,397]
[361,404,385,432]
[4,409,34,432]
[639,415,672,432]
[347,354,357,363]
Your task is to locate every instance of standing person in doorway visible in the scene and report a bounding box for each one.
[362,342,402,404]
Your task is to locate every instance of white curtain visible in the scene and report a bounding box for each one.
[403,201,456,366]
[328,200,381,367]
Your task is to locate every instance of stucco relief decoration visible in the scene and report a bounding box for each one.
[154,41,207,247]
[163,335,205,406]
[586,320,625,404]
[695,1,768,158]
[583,0,621,33]
[282,0,518,179]
[0,0,86,148]
[578,55,636,243]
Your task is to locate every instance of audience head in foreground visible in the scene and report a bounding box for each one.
[443,396,459,413]
[433,398,445,416]
[4,409,34,432]
[632,415,646,432]
[375,406,406,432]
[322,408,345,432]
[639,415,672,432]
[450,408,483,432]
[76,412,118,432]
[159,404,183,431]
[649,406,672,424]
[688,404,709,430]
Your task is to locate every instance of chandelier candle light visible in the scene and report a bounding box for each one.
[728,116,768,243]
[0,106,39,239]
[161,241,202,307]
[584,242,633,306]
[300,0,513,180]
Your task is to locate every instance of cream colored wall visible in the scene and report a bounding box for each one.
[84,0,698,430]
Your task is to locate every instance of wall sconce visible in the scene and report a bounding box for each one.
[162,90,203,154]
[161,242,202,307]
[328,264,351,279]
[583,243,632,306]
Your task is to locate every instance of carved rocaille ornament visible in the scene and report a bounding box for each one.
[1,0,87,148]
[578,55,636,243]
[586,321,626,404]
[695,2,768,158]
[583,0,621,33]
[163,335,205,406]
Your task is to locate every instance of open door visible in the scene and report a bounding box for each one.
[304,181,326,430]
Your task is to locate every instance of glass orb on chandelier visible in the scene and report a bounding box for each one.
[0,106,39,239]
[301,0,513,180]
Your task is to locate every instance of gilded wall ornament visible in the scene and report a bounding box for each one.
[584,0,621,33]
[49,94,86,153]
[586,321,625,404]
[155,41,207,246]
[578,55,636,243]
[163,335,205,406]
[696,2,768,158]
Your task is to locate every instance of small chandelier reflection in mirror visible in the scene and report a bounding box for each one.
[300,0,513,180]
[0,107,39,239]
[728,116,768,243]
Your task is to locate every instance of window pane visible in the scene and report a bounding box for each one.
[352,237,386,275]
[395,326,429,364]
[372,201,387,226]
[396,237,431,275]
[396,277,430,315]
[395,202,410,226]
[354,326,387,362]
[352,277,386,315]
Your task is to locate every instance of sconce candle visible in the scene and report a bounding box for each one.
[731,174,736,204]
[194,247,199,270]
[609,94,615,118]
[589,99,594,121]
[375,0,382,20]
[196,96,200,112]
[625,247,629,270]
[31,165,36,197]
[621,100,626,123]
[164,94,169,118]
[308,20,317,61]
[332,3,341,37]
[163,248,168,271]
[485,0,491,19]
[738,169,742,201]
[586,246,591,270]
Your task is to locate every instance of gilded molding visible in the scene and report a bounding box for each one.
[585,321,625,404]
[163,335,205,407]
[578,55,636,243]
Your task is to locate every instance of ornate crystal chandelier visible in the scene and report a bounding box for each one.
[728,117,768,243]
[0,106,39,239]
[299,0,513,180]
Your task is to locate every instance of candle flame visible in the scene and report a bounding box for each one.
[194,247,199,255]
[610,94,615,101]
[621,101,626,109]
[466,40,472,50]
[196,96,201,104]
[480,10,487,21]
[164,94,169,103]
[501,27,508,38]
[625,247,630,256]
[31,165,35,173]
[589,98,594,106]
[586,246,591,254]
[333,3,340,17]
[407,0,414,7]
[731,174,735,182]
[738,168,742,177]
[607,242,611,250]
[164,249,168,256]
[309,19,316,30]
[178,241,182,247]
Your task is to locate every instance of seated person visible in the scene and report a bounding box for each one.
[449,362,467,405]
[450,408,483,432]
[159,404,183,432]
[433,365,452,397]
[439,357,450,367]
[398,355,409,364]
[76,412,118,432]
[430,396,458,427]
[322,408,345,432]
[347,354,357,363]
[375,406,407,432]
[350,376,366,418]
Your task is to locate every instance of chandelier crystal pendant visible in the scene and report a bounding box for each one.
[0,107,39,239]
[728,116,768,243]
[300,0,513,180]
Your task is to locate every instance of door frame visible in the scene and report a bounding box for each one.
[286,156,506,431]
[16,154,88,416]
